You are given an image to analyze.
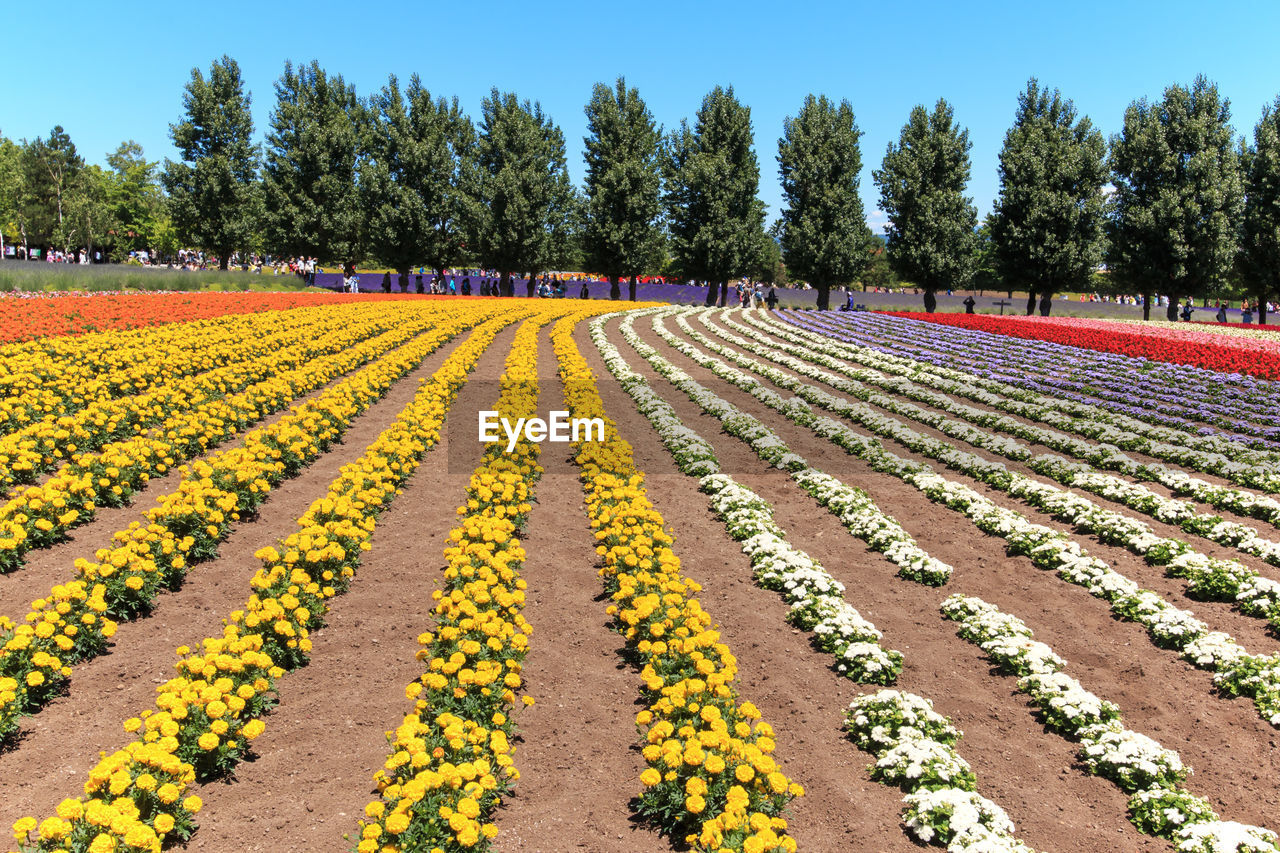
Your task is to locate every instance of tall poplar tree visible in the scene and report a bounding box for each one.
[21,126,83,249]
[162,55,261,270]
[991,79,1107,316]
[262,60,363,265]
[664,86,765,307]
[873,99,977,312]
[582,77,663,301]
[1242,96,1280,325]
[1108,76,1244,321]
[473,89,573,296]
[778,94,873,311]
[361,74,475,290]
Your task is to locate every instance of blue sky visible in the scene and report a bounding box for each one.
[5,0,1279,232]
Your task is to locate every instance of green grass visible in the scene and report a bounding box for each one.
[0,262,316,293]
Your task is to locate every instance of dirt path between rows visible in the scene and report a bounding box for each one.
[0,322,449,619]
[493,324,672,853]
[615,312,1280,850]
[0,321,496,837]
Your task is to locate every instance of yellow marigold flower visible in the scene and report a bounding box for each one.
[55,799,83,821]
[735,764,755,783]
[384,812,410,835]
[197,732,220,751]
[685,794,706,814]
[12,815,37,838]
[639,768,661,787]
[154,813,175,834]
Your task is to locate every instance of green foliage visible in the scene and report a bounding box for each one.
[663,85,766,303]
[582,77,664,298]
[262,60,363,264]
[20,125,84,247]
[473,89,573,290]
[778,94,873,310]
[64,164,115,256]
[873,99,978,311]
[1242,96,1280,323]
[0,134,26,248]
[361,74,475,278]
[162,55,262,270]
[991,79,1107,314]
[105,141,165,259]
[1108,76,1244,317]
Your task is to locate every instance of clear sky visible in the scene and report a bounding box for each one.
[4,0,1279,232]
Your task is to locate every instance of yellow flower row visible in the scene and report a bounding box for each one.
[0,308,437,574]
[0,307,491,744]
[0,303,408,494]
[0,304,361,439]
[354,317,546,853]
[550,314,802,853]
[10,310,523,853]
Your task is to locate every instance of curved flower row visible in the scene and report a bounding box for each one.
[0,290,383,346]
[0,308,489,743]
[621,311,948,585]
[9,313,512,853]
[0,304,406,493]
[0,313,437,573]
[941,594,1280,852]
[697,312,1280,629]
[843,691,1035,852]
[597,312,1039,849]
[644,310,1280,726]
[734,311,1280,503]
[880,311,1280,383]
[590,311,904,685]
[800,311,1280,449]
[766,310,1280,462]
[354,317,545,853]
[0,301,362,437]
[732,311,1280,535]
[553,313,801,853]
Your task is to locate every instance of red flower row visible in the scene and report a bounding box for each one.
[0,292,440,343]
[883,312,1280,380]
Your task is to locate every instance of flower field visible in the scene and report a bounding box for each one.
[2,297,1279,853]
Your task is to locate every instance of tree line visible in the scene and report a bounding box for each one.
[3,56,1280,319]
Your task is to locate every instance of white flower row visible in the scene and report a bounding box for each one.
[623,311,951,586]
[645,309,1280,729]
[797,310,1280,462]
[690,310,1280,638]
[718,310,1280,558]
[844,691,1034,852]
[941,594,1279,850]
[592,311,903,686]
[614,308,1276,849]
[744,309,1280,514]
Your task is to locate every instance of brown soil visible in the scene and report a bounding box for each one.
[4,306,1278,853]
[0,321,499,841]
[611,311,1280,850]
[0,323,441,620]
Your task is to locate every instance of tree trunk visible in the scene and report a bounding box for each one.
[1166,292,1180,322]
[704,280,718,306]
[1142,290,1153,321]
[1025,292,1037,316]
[397,270,408,293]
[609,275,621,301]
[923,289,937,313]
[501,271,512,297]
[219,254,229,271]
[1038,293,1052,316]
[628,275,637,302]
[1257,288,1270,325]
[816,284,830,312]
[718,281,728,307]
